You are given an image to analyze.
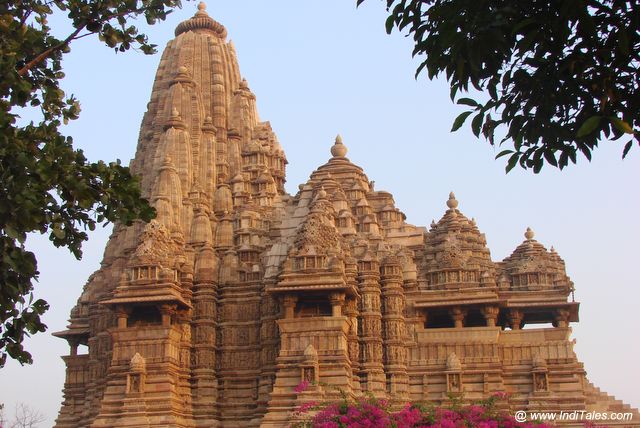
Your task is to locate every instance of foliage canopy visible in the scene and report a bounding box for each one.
[360,0,640,172]
[0,0,180,366]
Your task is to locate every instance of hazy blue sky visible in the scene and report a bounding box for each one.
[1,2,638,425]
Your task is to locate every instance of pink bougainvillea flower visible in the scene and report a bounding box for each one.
[294,380,310,393]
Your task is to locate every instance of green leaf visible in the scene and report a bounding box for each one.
[576,116,601,138]
[471,112,484,137]
[543,149,558,167]
[456,98,479,107]
[495,150,513,159]
[622,140,633,158]
[450,85,458,101]
[451,111,473,132]
[385,15,395,34]
[505,153,519,173]
[611,117,634,134]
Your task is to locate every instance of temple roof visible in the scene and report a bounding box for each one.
[502,227,568,277]
[425,192,494,276]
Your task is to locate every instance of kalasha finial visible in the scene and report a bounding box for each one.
[331,134,348,157]
[198,1,206,11]
[446,192,459,209]
[525,227,535,240]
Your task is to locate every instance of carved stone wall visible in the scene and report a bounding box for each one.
[54,4,639,427]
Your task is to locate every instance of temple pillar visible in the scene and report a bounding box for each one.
[329,292,345,317]
[115,306,129,329]
[191,264,219,426]
[381,257,408,399]
[449,307,467,329]
[481,305,499,327]
[159,304,176,326]
[357,259,385,396]
[508,309,524,330]
[283,295,298,319]
[554,308,570,328]
[69,340,79,357]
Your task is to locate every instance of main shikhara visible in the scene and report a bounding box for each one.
[54,4,638,427]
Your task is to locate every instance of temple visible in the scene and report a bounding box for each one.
[54,4,638,427]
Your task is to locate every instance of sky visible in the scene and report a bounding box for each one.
[1,1,639,426]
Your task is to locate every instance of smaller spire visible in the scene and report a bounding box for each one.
[525,227,535,241]
[446,192,459,209]
[164,108,185,130]
[331,134,348,157]
[202,116,216,133]
[172,66,192,84]
[316,186,327,200]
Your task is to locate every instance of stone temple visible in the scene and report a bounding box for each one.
[54,4,638,427]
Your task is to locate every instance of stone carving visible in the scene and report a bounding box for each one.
[53,4,638,428]
[127,353,146,394]
[446,353,462,371]
[132,220,176,263]
[448,373,462,393]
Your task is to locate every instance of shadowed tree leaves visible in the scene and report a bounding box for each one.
[358,0,640,172]
[0,0,177,367]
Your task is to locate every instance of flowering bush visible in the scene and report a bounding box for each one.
[291,388,557,428]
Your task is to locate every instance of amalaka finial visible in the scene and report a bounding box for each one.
[525,227,535,240]
[175,0,226,38]
[331,134,347,157]
[446,192,459,209]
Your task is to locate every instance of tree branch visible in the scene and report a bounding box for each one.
[17,25,86,77]
[16,6,151,77]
